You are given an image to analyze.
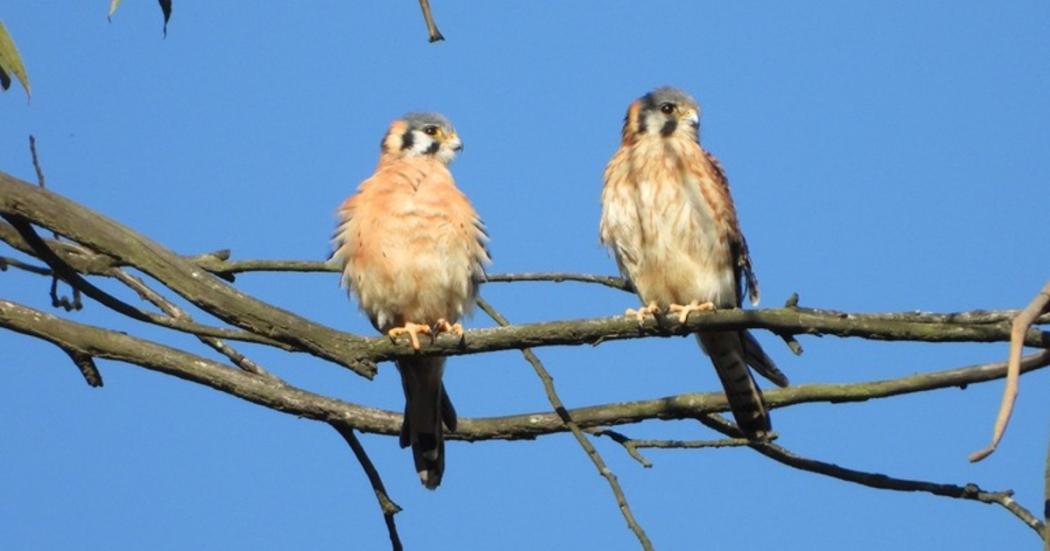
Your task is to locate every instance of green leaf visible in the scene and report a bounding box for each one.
[108,0,123,20]
[0,21,30,99]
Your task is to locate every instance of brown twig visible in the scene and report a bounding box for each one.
[109,268,276,379]
[698,414,1046,538]
[62,347,102,387]
[588,427,753,468]
[1045,435,1050,551]
[28,136,82,311]
[476,297,654,551]
[0,255,51,275]
[485,272,632,292]
[970,281,1050,463]
[417,0,444,42]
[330,423,403,551]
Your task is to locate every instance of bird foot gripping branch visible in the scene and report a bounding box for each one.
[624,301,660,325]
[669,300,716,324]
[386,322,432,351]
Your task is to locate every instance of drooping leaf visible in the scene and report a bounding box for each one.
[108,0,123,20]
[158,0,172,36]
[0,21,30,98]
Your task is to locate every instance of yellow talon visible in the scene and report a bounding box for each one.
[435,318,464,338]
[387,322,432,350]
[625,301,661,325]
[668,300,715,324]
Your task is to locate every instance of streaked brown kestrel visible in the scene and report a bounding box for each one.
[600,87,788,439]
[332,113,490,488]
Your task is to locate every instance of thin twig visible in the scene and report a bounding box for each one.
[699,414,1046,538]
[28,135,46,189]
[485,272,632,292]
[109,268,276,379]
[62,347,102,387]
[1045,434,1050,551]
[476,297,654,551]
[0,256,52,275]
[330,423,403,551]
[28,136,81,310]
[417,0,444,42]
[588,427,753,468]
[970,281,1050,463]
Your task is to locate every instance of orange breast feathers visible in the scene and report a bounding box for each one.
[333,156,489,330]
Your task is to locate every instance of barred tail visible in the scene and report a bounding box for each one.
[696,332,771,440]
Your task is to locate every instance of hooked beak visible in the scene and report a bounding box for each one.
[684,109,699,128]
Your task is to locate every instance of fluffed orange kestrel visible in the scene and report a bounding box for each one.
[332,113,490,488]
[600,87,788,440]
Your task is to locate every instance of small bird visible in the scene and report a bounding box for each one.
[599,87,788,439]
[332,113,490,488]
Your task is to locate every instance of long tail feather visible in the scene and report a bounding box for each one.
[397,357,455,489]
[697,332,772,440]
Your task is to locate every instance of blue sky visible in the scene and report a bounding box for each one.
[2,2,1048,549]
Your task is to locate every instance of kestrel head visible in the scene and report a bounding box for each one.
[621,86,700,144]
[380,112,463,164]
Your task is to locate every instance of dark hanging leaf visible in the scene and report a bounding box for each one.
[0,66,10,91]
[158,0,172,36]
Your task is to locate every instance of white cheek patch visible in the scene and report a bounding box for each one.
[642,112,665,135]
[405,131,437,157]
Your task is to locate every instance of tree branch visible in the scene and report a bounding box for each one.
[417,0,444,42]
[330,423,403,551]
[1046,434,1050,551]
[4,297,1048,442]
[109,268,276,379]
[698,414,1046,539]
[587,427,753,468]
[477,297,653,551]
[0,172,377,377]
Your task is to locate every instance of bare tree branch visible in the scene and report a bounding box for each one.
[1046,435,1050,551]
[3,170,1048,547]
[417,0,444,42]
[110,268,275,379]
[486,272,633,292]
[970,281,1050,462]
[0,172,377,377]
[477,297,653,551]
[698,414,1046,539]
[330,423,403,551]
[587,427,753,468]
[1045,435,1050,551]
[28,136,81,311]
[4,297,1048,443]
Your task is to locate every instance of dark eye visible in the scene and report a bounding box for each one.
[423,126,439,136]
[660,103,675,114]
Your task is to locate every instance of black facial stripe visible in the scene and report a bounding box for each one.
[400,129,415,151]
[641,92,656,110]
[424,141,440,155]
[660,118,677,136]
[637,110,648,134]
